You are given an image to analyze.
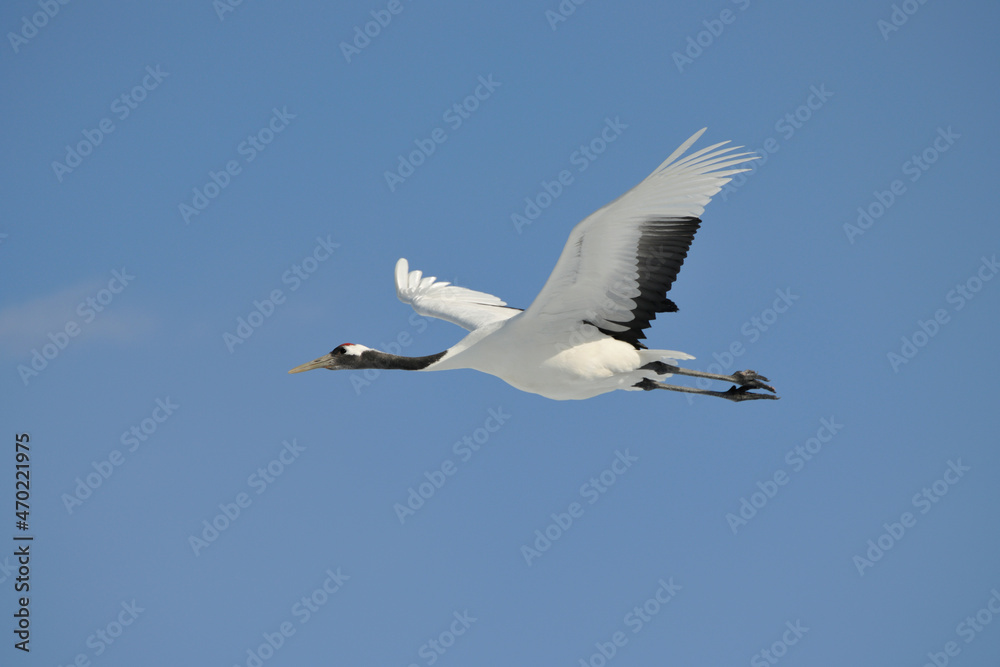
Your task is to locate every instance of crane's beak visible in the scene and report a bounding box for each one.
[288,354,332,374]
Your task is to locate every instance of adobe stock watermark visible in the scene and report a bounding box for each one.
[339,0,415,62]
[511,116,628,234]
[685,287,799,405]
[213,0,250,21]
[886,254,996,373]
[877,0,933,41]
[844,126,959,244]
[222,235,340,352]
[520,449,638,566]
[750,620,809,667]
[921,587,1000,667]
[672,0,753,73]
[232,567,349,667]
[60,397,179,514]
[384,74,501,192]
[188,439,306,556]
[544,0,589,31]
[725,417,844,535]
[393,407,512,524]
[577,577,681,667]
[17,268,135,386]
[51,66,169,182]
[7,0,73,54]
[406,610,477,667]
[58,600,145,665]
[852,459,970,576]
[178,106,296,224]
[719,84,833,202]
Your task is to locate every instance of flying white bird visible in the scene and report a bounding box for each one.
[290,129,777,402]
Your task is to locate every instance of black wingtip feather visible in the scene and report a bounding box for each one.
[595,216,700,349]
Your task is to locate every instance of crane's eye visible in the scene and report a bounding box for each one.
[331,347,344,355]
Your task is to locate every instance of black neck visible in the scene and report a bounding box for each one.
[361,349,447,370]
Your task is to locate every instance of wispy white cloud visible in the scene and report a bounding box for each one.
[0,279,156,357]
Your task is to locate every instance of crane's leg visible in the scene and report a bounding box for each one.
[636,363,778,401]
[641,363,777,393]
[633,378,778,402]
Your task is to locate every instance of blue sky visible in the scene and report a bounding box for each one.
[3,1,999,665]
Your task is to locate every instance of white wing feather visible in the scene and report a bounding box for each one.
[519,128,756,344]
[395,258,518,332]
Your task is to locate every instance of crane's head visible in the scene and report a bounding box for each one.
[288,343,371,373]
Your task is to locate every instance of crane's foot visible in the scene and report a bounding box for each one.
[719,384,780,402]
[731,370,776,394]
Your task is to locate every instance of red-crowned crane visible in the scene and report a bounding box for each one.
[290,129,778,402]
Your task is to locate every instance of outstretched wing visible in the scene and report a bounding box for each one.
[395,258,520,332]
[520,128,755,348]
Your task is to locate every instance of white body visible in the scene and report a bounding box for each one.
[390,128,754,401]
[427,316,693,400]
